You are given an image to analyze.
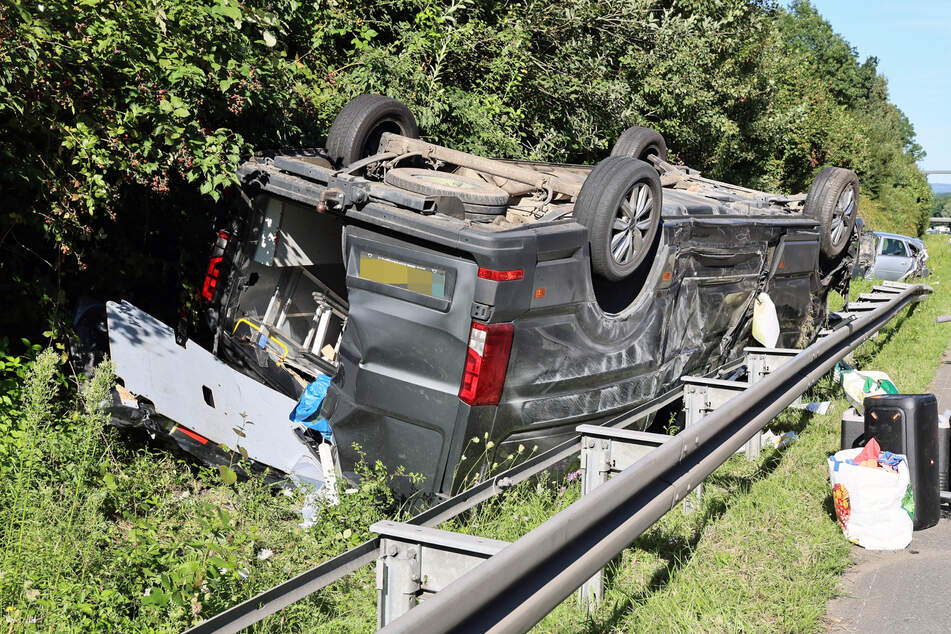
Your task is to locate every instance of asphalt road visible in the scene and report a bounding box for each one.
[824,340,951,632]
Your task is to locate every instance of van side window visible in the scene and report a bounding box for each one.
[880,238,907,257]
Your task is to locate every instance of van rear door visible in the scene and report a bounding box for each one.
[325,226,479,494]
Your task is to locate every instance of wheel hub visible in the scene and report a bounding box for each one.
[830,185,856,246]
[611,182,654,266]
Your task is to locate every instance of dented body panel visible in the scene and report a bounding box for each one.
[312,206,828,494]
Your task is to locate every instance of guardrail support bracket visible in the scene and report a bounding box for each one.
[372,520,509,627]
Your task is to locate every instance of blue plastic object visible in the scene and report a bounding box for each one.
[289,374,334,441]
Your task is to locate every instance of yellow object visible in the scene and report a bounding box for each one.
[358,252,446,298]
[232,318,289,365]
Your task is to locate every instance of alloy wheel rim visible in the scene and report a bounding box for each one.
[830,185,856,246]
[611,182,654,266]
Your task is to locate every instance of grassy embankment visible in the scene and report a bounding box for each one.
[0,237,947,632]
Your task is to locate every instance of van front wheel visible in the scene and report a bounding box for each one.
[575,157,662,281]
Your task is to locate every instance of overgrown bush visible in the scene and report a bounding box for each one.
[1,0,931,309]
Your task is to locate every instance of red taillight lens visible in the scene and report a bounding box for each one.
[459,322,514,406]
[200,256,224,301]
[200,230,230,302]
[477,267,524,282]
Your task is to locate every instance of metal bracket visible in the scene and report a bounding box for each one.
[681,376,749,427]
[372,520,509,627]
[316,174,369,213]
[576,425,671,608]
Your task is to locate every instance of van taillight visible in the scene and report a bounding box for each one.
[459,322,513,406]
[477,267,524,282]
[200,230,230,302]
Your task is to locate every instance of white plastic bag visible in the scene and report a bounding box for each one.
[751,292,780,348]
[828,447,913,550]
[836,364,898,413]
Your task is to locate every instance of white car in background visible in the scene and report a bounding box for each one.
[863,231,929,281]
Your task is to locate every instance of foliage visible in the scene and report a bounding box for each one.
[0,0,933,314]
[932,193,951,218]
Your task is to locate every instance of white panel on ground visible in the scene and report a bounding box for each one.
[106,300,323,482]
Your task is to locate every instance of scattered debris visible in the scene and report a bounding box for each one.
[792,400,832,415]
[762,430,798,449]
[257,548,274,561]
[751,292,780,348]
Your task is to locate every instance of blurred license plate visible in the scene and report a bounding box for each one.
[358,252,447,299]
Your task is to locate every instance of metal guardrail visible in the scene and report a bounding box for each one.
[378,282,930,633]
[188,282,929,633]
[186,385,689,633]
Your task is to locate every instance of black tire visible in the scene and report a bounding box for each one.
[610,126,668,163]
[804,166,859,258]
[575,156,663,281]
[384,168,509,206]
[326,94,419,167]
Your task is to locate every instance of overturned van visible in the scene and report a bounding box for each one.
[96,95,860,496]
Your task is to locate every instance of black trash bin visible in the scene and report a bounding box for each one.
[864,393,940,531]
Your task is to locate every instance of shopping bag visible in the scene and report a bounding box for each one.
[835,363,898,413]
[828,446,913,550]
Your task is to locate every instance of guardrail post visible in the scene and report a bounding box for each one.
[682,382,705,512]
[743,347,800,460]
[682,376,748,505]
[578,435,611,607]
[372,521,509,627]
[576,425,671,610]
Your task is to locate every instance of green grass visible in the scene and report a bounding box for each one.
[0,352,405,631]
[0,237,947,632]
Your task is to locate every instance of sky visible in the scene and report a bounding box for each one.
[809,1,951,186]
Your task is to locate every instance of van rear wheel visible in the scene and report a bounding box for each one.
[575,157,662,281]
[610,126,668,164]
[327,94,419,167]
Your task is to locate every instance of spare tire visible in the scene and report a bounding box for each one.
[804,166,859,258]
[575,156,662,281]
[327,94,419,167]
[384,168,510,216]
[610,126,668,163]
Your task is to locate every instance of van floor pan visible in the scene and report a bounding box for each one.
[106,300,323,482]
